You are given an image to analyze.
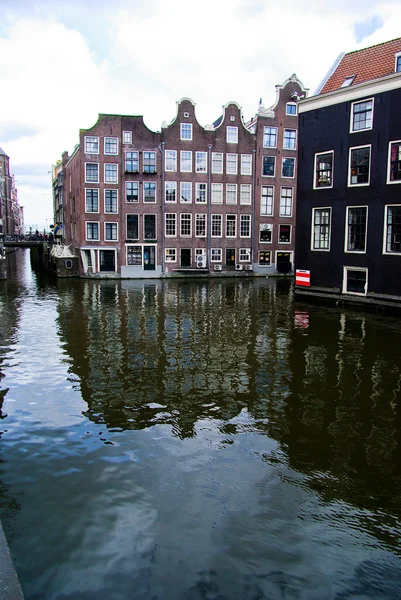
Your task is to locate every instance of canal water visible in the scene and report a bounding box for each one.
[1,248,401,600]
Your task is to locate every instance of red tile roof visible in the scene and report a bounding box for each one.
[320,37,401,94]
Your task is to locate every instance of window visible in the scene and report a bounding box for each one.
[314,151,334,188]
[85,189,99,212]
[212,153,223,174]
[282,158,295,178]
[259,251,271,266]
[165,213,177,237]
[312,208,331,250]
[105,137,118,155]
[349,146,370,186]
[105,222,118,241]
[85,163,99,183]
[240,215,251,238]
[211,183,223,204]
[226,126,238,143]
[180,151,192,172]
[165,181,177,203]
[126,181,139,203]
[195,183,207,203]
[260,223,272,243]
[279,187,293,217]
[127,246,142,266]
[226,215,236,237]
[180,213,192,237]
[144,182,156,203]
[123,131,132,144]
[387,141,401,183]
[196,214,206,237]
[396,54,401,72]
[286,103,297,115]
[143,151,156,173]
[105,164,118,183]
[85,136,99,154]
[165,150,177,172]
[211,248,222,262]
[180,182,192,203]
[341,75,355,88]
[196,152,207,173]
[343,267,367,295]
[262,156,275,176]
[126,214,139,240]
[125,152,139,172]
[226,153,238,175]
[351,99,373,132]
[86,222,99,241]
[180,123,192,140]
[144,215,156,239]
[165,248,177,262]
[384,205,401,253]
[212,214,222,237]
[226,184,237,204]
[239,248,251,262]
[261,186,274,216]
[241,154,252,175]
[346,206,367,252]
[279,224,291,243]
[263,127,277,148]
[240,184,251,205]
[105,189,118,213]
[283,129,297,150]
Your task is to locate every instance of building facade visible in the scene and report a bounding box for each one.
[296,38,401,308]
[58,76,305,278]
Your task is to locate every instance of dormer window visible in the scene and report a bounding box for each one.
[395,53,401,72]
[341,75,355,88]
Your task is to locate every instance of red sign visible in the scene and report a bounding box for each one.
[296,269,310,287]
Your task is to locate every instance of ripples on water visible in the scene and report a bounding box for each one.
[0,249,401,599]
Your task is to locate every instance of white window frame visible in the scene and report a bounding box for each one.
[143,181,156,203]
[195,151,207,173]
[123,131,132,144]
[348,145,371,187]
[104,189,118,214]
[342,266,368,296]
[180,123,193,140]
[180,213,192,237]
[84,136,99,154]
[180,151,192,172]
[281,157,295,179]
[240,154,252,175]
[211,183,223,204]
[85,221,100,241]
[239,248,251,262]
[261,185,274,216]
[226,214,237,238]
[395,52,401,72]
[263,127,277,148]
[286,103,297,116]
[314,150,334,190]
[278,224,292,244]
[240,184,252,205]
[126,214,139,241]
[195,183,207,204]
[104,137,119,155]
[311,207,331,251]
[143,151,157,174]
[386,140,401,184]
[260,223,273,244]
[211,214,222,238]
[180,182,192,204]
[143,214,157,240]
[104,163,118,184]
[211,248,222,262]
[85,162,99,184]
[212,152,223,174]
[125,151,139,173]
[226,183,237,205]
[85,188,99,213]
[226,153,238,175]
[104,222,118,241]
[279,187,293,217]
[195,213,207,237]
[383,204,401,255]
[165,248,177,263]
[165,181,177,203]
[165,150,177,172]
[165,213,177,237]
[350,98,374,133]
[240,215,251,238]
[262,156,276,177]
[344,205,368,253]
[226,126,238,143]
[126,181,139,203]
[283,129,297,150]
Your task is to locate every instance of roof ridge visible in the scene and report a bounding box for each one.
[346,36,401,56]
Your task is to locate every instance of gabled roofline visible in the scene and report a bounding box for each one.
[314,53,345,96]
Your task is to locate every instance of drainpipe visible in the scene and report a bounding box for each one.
[207,144,212,269]
[159,141,165,275]
[252,147,257,269]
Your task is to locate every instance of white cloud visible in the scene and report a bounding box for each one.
[0,0,400,228]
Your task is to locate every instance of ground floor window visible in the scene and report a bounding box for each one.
[259,251,271,266]
[165,248,176,262]
[211,248,222,262]
[127,246,142,266]
[343,267,367,295]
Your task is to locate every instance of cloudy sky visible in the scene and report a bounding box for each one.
[1,0,400,230]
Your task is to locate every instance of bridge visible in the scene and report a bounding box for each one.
[3,235,56,248]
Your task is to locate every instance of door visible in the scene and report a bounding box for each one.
[99,250,115,272]
[143,246,156,270]
[226,248,235,267]
[180,248,191,267]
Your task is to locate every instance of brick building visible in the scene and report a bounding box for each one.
[58,75,306,278]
